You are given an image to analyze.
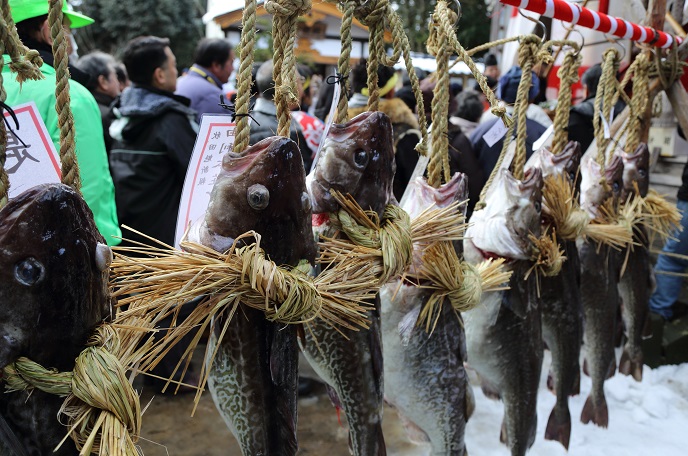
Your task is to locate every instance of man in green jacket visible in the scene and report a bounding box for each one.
[3,0,121,245]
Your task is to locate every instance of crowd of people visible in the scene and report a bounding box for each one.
[6,0,687,394]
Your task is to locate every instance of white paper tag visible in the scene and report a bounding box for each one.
[533,124,554,151]
[3,101,61,198]
[310,79,341,172]
[175,114,236,247]
[483,119,509,148]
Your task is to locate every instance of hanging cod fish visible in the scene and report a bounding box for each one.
[300,111,396,456]
[463,164,544,456]
[524,140,583,449]
[577,152,625,427]
[190,136,316,455]
[0,184,114,456]
[617,143,654,381]
[380,173,473,456]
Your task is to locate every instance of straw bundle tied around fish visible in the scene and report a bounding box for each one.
[407,240,512,333]
[319,190,467,282]
[2,324,153,456]
[543,174,635,249]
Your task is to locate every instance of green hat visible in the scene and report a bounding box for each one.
[10,0,94,29]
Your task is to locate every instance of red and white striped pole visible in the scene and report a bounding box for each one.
[499,0,682,48]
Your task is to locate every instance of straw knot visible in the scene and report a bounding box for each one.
[2,325,142,455]
[354,0,387,26]
[265,0,311,17]
[334,203,412,283]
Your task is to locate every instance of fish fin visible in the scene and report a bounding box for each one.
[499,419,507,444]
[397,412,431,444]
[398,305,421,346]
[546,370,555,394]
[571,370,581,396]
[583,357,589,377]
[268,325,299,455]
[369,304,384,402]
[581,394,609,427]
[375,424,387,456]
[619,349,643,381]
[545,405,572,449]
[479,375,501,400]
[503,276,529,319]
[465,380,476,420]
[606,357,617,379]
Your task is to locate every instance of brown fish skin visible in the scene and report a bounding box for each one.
[618,143,652,381]
[536,141,583,449]
[578,154,625,428]
[0,184,113,456]
[465,168,544,456]
[381,172,471,456]
[200,137,315,456]
[308,111,396,217]
[301,111,396,456]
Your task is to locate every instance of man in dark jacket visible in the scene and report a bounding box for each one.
[110,35,199,392]
[175,38,234,122]
[110,36,197,249]
[568,64,625,152]
[75,51,121,155]
[250,59,313,170]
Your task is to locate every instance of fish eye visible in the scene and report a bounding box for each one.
[612,181,621,193]
[301,192,312,213]
[638,169,647,178]
[568,171,576,182]
[14,257,44,286]
[353,149,369,168]
[534,201,542,212]
[247,184,270,210]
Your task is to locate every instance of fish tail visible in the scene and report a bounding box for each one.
[618,347,643,381]
[545,403,572,449]
[581,393,609,428]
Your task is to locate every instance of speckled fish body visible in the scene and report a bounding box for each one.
[577,154,625,428]
[0,184,113,456]
[527,141,583,449]
[301,111,396,456]
[464,168,544,456]
[381,173,472,456]
[617,143,653,381]
[194,137,315,456]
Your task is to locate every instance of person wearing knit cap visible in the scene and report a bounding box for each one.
[484,53,500,80]
[479,65,552,128]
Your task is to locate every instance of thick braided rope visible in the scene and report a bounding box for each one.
[334,0,356,124]
[332,204,413,283]
[625,52,651,154]
[266,0,310,138]
[233,0,257,153]
[593,48,619,165]
[353,0,386,111]
[552,50,582,155]
[511,36,541,180]
[48,0,79,192]
[444,17,511,128]
[3,325,141,455]
[0,0,42,82]
[426,0,455,187]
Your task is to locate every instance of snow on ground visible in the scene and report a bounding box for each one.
[461,351,688,456]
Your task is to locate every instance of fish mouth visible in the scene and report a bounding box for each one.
[222,136,292,178]
[467,239,515,264]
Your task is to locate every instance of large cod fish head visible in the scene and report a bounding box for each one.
[464,167,543,263]
[402,173,469,219]
[525,141,582,185]
[620,143,650,200]
[579,154,624,219]
[307,111,396,217]
[0,184,113,371]
[201,136,316,266]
